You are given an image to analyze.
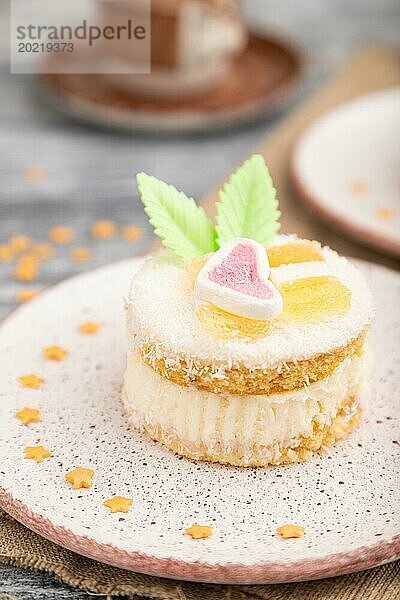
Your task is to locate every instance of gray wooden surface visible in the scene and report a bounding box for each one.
[1,0,399,598]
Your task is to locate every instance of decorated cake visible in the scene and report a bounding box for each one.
[123,155,373,467]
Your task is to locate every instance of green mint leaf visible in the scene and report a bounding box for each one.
[215,154,281,247]
[137,172,217,260]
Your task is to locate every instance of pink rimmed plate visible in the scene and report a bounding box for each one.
[0,258,399,584]
[292,88,400,258]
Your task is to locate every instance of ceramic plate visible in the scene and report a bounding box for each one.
[0,259,399,584]
[292,88,400,257]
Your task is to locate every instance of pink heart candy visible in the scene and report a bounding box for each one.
[194,238,283,320]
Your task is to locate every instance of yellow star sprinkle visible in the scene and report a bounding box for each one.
[24,445,52,463]
[276,524,305,539]
[48,226,73,245]
[349,180,368,196]
[9,235,32,254]
[184,524,213,540]
[15,406,41,425]
[376,206,395,221]
[14,255,39,282]
[24,164,47,184]
[121,225,144,242]
[18,374,45,389]
[78,321,100,335]
[103,496,133,513]
[16,288,40,303]
[70,247,92,263]
[43,345,68,361]
[90,220,116,239]
[0,244,13,262]
[32,243,54,260]
[65,466,94,489]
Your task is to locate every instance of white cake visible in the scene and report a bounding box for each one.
[123,235,372,466]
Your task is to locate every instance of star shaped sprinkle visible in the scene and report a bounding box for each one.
[376,206,395,221]
[16,288,40,303]
[103,496,133,513]
[90,220,116,239]
[121,225,143,242]
[24,445,52,463]
[349,180,368,196]
[78,321,100,335]
[70,247,92,263]
[48,225,73,244]
[0,244,13,262]
[43,346,68,361]
[15,406,41,425]
[276,524,305,539]
[24,164,47,184]
[18,374,45,389]
[14,255,39,282]
[65,466,94,489]
[184,524,213,540]
[9,235,32,253]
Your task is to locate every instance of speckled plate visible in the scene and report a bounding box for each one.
[292,88,400,258]
[0,258,399,584]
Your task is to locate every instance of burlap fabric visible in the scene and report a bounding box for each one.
[1,46,399,599]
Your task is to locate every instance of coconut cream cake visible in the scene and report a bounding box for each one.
[123,155,373,467]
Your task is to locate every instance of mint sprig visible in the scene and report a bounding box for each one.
[137,173,217,260]
[136,155,281,260]
[216,154,281,247]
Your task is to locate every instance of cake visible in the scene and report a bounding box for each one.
[123,155,373,467]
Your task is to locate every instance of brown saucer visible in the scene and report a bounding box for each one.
[39,30,303,133]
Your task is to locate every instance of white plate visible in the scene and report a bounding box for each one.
[0,259,399,584]
[292,88,400,257]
